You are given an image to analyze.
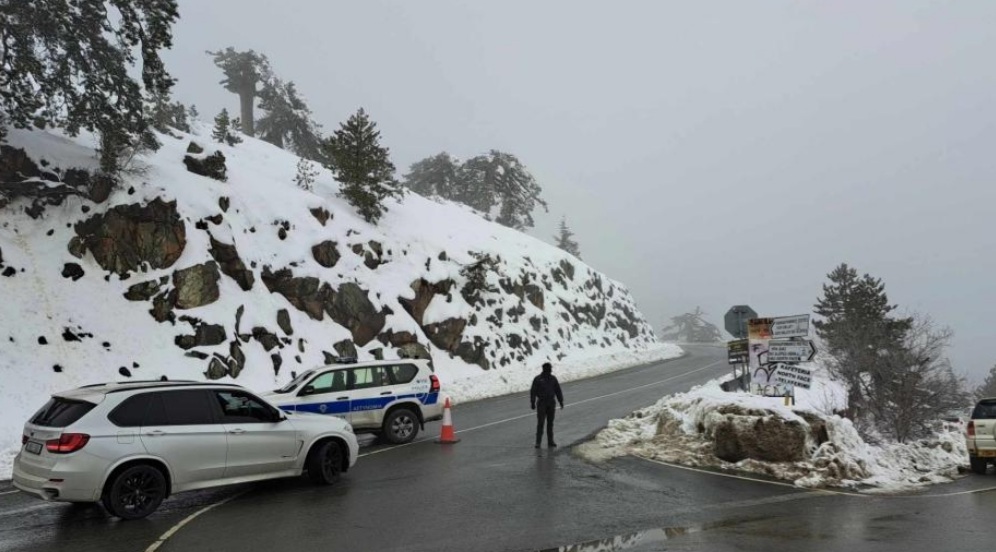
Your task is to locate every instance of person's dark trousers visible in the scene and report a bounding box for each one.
[536,401,556,446]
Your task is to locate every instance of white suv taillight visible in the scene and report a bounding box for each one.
[429,374,440,393]
[968,421,976,438]
[46,433,90,454]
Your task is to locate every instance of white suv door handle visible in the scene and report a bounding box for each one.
[145,430,166,437]
[228,428,246,435]
[336,397,349,401]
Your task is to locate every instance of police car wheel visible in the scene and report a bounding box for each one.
[383,408,418,444]
[307,440,343,485]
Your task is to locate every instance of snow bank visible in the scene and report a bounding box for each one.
[577,359,968,493]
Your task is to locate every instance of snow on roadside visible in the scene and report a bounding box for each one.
[577,359,968,493]
[443,342,683,403]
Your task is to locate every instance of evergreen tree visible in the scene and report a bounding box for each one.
[554,217,582,258]
[207,47,272,135]
[402,152,460,197]
[814,263,913,413]
[976,364,996,399]
[188,104,200,121]
[459,150,548,229]
[661,308,723,342]
[0,0,178,173]
[146,90,189,133]
[322,108,401,223]
[294,157,319,192]
[257,79,323,160]
[212,109,241,146]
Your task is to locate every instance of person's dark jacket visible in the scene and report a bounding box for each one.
[530,373,564,409]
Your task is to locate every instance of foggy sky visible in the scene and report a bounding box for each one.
[165,1,996,382]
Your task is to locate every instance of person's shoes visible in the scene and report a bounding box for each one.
[549,442,558,448]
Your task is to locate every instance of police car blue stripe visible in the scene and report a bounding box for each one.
[282,392,440,416]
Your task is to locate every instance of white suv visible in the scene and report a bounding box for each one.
[264,359,445,444]
[13,381,358,519]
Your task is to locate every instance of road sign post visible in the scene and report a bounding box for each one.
[724,305,757,339]
[724,306,757,392]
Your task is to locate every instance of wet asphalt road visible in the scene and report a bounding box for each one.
[1,345,993,552]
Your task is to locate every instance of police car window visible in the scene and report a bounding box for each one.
[388,364,418,384]
[349,367,388,390]
[214,391,275,423]
[308,371,347,394]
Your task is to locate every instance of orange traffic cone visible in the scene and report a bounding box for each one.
[435,397,460,444]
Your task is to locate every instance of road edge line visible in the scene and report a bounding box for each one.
[143,490,249,552]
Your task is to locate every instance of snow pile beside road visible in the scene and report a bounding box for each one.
[578,360,968,492]
[445,342,683,403]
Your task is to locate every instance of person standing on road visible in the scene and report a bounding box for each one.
[530,362,564,448]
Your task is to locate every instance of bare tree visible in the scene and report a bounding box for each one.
[861,314,968,443]
[975,363,996,400]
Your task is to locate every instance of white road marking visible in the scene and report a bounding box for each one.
[143,490,248,552]
[0,490,19,496]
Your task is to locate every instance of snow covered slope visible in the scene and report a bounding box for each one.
[0,125,670,478]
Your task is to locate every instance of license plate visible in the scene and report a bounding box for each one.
[978,450,996,458]
[24,441,42,455]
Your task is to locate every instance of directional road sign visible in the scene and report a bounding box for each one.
[770,315,810,339]
[767,339,817,363]
[727,339,749,365]
[725,305,757,339]
[773,364,814,389]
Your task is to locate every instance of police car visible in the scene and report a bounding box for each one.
[262,358,445,444]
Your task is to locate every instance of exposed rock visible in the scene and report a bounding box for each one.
[118,366,132,378]
[311,240,340,268]
[559,259,576,280]
[271,353,283,375]
[219,196,230,212]
[261,266,329,321]
[150,291,175,323]
[397,342,431,362]
[276,309,293,335]
[422,318,467,352]
[186,141,204,154]
[208,236,254,291]
[323,351,336,365]
[206,358,227,380]
[89,174,114,203]
[38,336,48,345]
[185,351,209,360]
[183,151,227,181]
[124,277,168,301]
[61,262,84,281]
[711,412,808,463]
[364,240,385,269]
[399,278,453,326]
[1,267,15,277]
[172,262,220,310]
[310,207,331,226]
[370,348,384,361]
[326,283,385,346]
[206,213,223,225]
[524,284,545,310]
[334,340,357,359]
[73,198,186,275]
[378,330,417,347]
[455,339,489,370]
[251,327,281,351]
[235,305,245,335]
[228,342,246,378]
[174,323,226,350]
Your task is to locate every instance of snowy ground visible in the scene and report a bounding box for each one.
[577,359,969,493]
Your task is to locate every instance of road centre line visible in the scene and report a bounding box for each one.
[140,358,722,551]
[0,490,18,496]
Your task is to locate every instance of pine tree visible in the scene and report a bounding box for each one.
[146,90,189,133]
[322,108,401,223]
[459,150,548,229]
[554,217,582,258]
[977,364,996,399]
[212,109,241,146]
[814,263,913,414]
[207,47,272,135]
[0,0,178,174]
[257,79,323,160]
[402,152,460,198]
[294,157,319,192]
[660,308,722,342]
[188,104,200,121]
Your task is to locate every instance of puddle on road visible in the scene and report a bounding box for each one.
[537,517,764,552]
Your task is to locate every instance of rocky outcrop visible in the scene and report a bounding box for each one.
[208,236,254,291]
[327,283,386,346]
[334,340,357,359]
[183,150,227,181]
[61,263,84,281]
[399,279,454,326]
[311,240,340,268]
[261,267,330,321]
[709,407,808,463]
[310,207,331,226]
[276,309,293,336]
[73,198,186,275]
[172,262,220,310]
[174,323,226,350]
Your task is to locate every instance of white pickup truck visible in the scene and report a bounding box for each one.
[966,398,996,474]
